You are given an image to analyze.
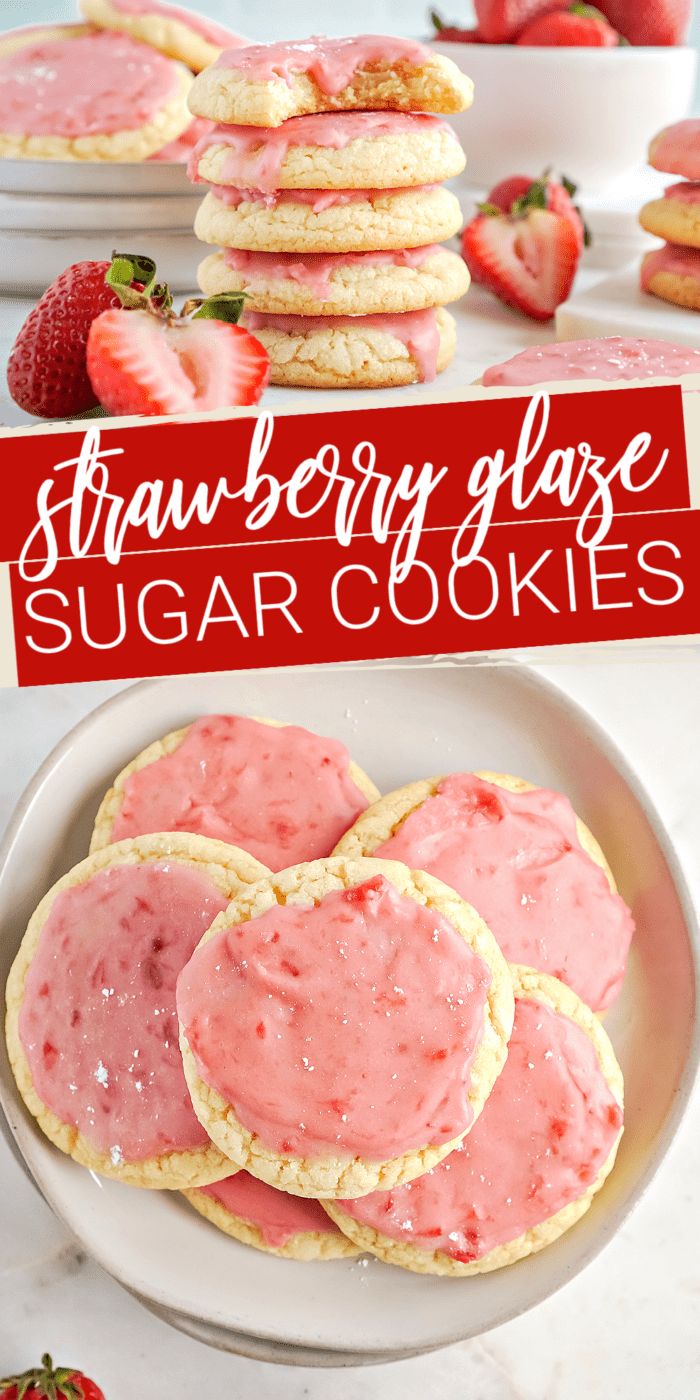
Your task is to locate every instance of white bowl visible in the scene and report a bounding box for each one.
[0,663,697,1362]
[433,42,698,192]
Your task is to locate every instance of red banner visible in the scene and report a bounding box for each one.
[1,380,698,686]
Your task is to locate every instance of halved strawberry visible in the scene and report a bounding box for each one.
[85,253,270,417]
[462,206,581,320]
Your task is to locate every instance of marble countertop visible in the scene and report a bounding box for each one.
[0,659,698,1397]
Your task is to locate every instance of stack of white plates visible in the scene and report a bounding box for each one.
[0,159,205,294]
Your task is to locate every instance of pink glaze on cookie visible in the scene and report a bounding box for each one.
[198,1170,345,1246]
[176,873,492,1162]
[223,245,442,301]
[210,182,436,211]
[664,180,700,203]
[339,996,623,1263]
[187,111,459,190]
[109,0,246,47]
[243,307,442,383]
[110,714,371,870]
[482,335,700,386]
[640,241,700,292]
[0,30,181,136]
[372,774,634,1012]
[149,115,215,161]
[212,34,433,90]
[18,861,229,1161]
[650,119,700,180]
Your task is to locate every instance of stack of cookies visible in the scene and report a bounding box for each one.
[640,119,700,311]
[185,35,473,389]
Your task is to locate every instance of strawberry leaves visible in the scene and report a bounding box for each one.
[0,1353,89,1400]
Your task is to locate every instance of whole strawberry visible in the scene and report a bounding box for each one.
[594,0,691,45]
[0,1352,104,1400]
[516,3,622,44]
[474,1,570,43]
[86,253,270,417]
[6,261,127,419]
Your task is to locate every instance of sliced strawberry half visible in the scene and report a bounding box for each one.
[87,311,269,416]
[462,207,580,320]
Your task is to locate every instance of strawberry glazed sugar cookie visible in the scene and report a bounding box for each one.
[324,966,624,1275]
[186,34,473,128]
[5,833,269,1189]
[640,242,700,311]
[237,306,457,388]
[183,1169,362,1259]
[197,244,470,316]
[0,22,96,58]
[193,185,463,255]
[333,772,635,1013]
[481,336,700,385]
[79,0,248,73]
[648,119,700,180]
[176,857,514,1198]
[90,714,380,870]
[187,112,466,192]
[0,29,193,162]
[639,183,700,250]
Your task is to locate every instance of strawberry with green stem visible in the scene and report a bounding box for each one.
[86,252,270,417]
[516,4,623,44]
[0,1353,104,1400]
[462,171,585,320]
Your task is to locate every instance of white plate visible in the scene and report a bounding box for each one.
[0,662,697,1364]
[0,159,194,198]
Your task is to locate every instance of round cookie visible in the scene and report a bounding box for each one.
[648,119,700,180]
[187,34,472,128]
[239,306,457,389]
[324,965,624,1275]
[481,335,700,386]
[187,111,466,192]
[79,0,248,73]
[0,23,96,58]
[639,183,700,248]
[5,833,269,1189]
[193,185,463,255]
[640,242,700,310]
[332,771,634,1012]
[176,856,515,1198]
[90,713,380,870]
[0,29,193,162]
[183,1169,362,1260]
[197,245,470,315]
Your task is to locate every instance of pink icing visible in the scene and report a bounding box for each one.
[0,31,180,136]
[652,119,700,180]
[243,308,442,383]
[148,115,215,161]
[483,335,700,387]
[221,245,442,301]
[198,1170,343,1247]
[373,774,634,1012]
[664,180,700,203]
[212,34,432,91]
[110,0,247,48]
[187,111,457,191]
[176,873,492,1162]
[17,861,229,1162]
[210,182,435,211]
[110,714,370,871]
[640,241,700,292]
[340,996,623,1264]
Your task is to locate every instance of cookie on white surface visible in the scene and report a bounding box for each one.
[184,1169,362,1259]
[187,34,473,127]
